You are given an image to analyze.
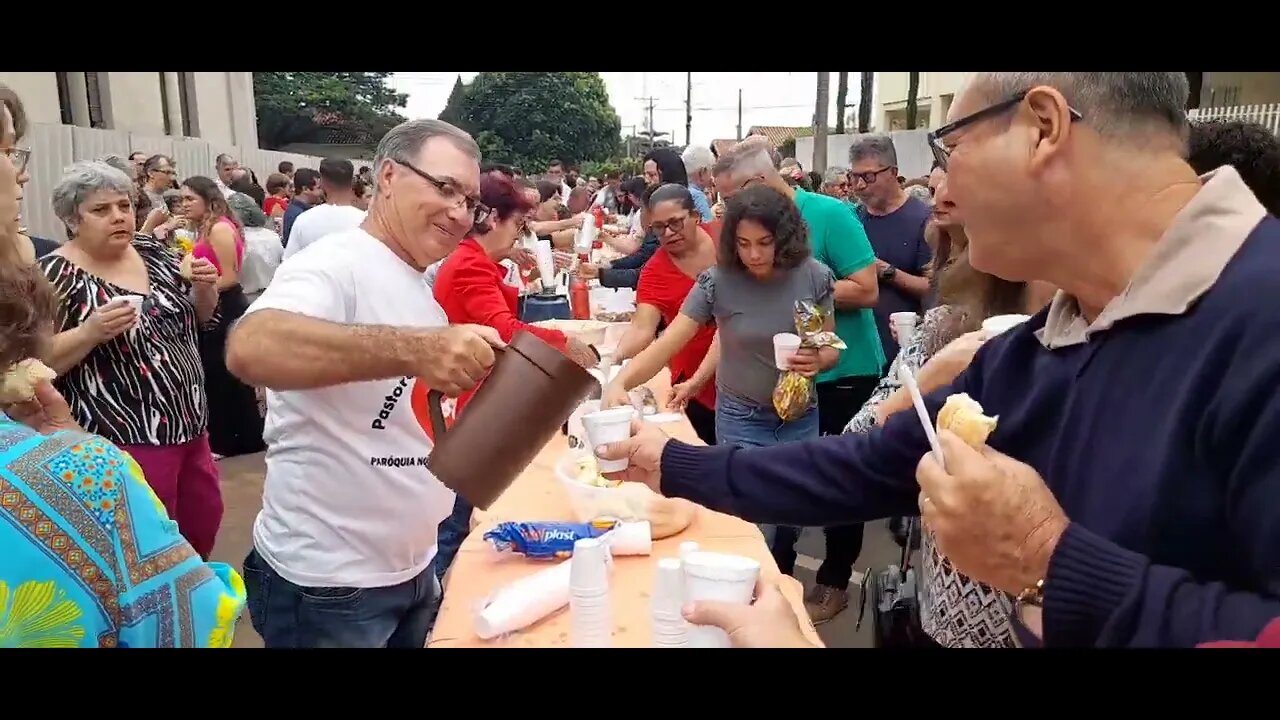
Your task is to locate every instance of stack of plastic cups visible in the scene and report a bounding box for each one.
[651,558,689,648]
[569,537,612,647]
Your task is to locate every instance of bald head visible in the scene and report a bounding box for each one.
[712,136,781,197]
[968,72,1190,144]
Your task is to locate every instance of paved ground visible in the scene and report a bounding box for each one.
[211,453,905,649]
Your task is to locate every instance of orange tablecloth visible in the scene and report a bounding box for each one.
[428,372,823,648]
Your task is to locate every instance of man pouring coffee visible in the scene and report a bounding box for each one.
[227,118,503,649]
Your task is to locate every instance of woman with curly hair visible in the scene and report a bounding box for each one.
[603,183,839,568]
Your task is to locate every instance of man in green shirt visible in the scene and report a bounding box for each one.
[713,136,883,626]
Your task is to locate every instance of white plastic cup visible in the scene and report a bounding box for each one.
[116,294,145,314]
[772,332,802,370]
[603,521,652,556]
[651,558,685,620]
[683,551,761,649]
[569,537,610,594]
[581,406,635,473]
[890,311,917,339]
[981,313,1032,336]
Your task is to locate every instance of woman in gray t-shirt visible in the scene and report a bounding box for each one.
[605,184,840,446]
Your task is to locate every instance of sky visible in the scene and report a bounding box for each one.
[388,72,864,149]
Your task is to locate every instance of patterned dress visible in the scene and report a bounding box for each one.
[844,305,1017,648]
[0,415,245,647]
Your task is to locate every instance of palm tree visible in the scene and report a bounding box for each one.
[858,72,874,133]
[835,72,849,134]
[905,72,920,129]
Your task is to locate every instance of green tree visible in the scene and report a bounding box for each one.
[438,75,467,127]
[449,72,621,170]
[253,72,408,150]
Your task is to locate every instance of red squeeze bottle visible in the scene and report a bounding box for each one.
[570,273,591,320]
[591,207,605,249]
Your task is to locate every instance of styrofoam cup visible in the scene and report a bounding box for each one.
[982,313,1031,336]
[116,294,145,314]
[581,407,635,473]
[890,311,917,334]
[772,333,801,370]
[569,537,610,592]
[683,551,761,649]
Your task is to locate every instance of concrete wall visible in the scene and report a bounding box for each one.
[796,128,933,182]
[0,71,257,146]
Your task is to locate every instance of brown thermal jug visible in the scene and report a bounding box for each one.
[426,330,597,510]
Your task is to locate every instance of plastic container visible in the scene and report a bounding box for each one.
[555,450,654,522]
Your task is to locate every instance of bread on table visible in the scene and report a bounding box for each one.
[936,392,998,447]
[0,358,56,404]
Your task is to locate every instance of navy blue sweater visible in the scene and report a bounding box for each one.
[662,218,1280,647]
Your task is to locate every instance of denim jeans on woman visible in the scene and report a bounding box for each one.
[714,392,818,576]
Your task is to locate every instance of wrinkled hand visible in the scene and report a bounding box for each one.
[787,347,820,378]
[577,263,600,280]
[86,299,138,343]
[597,417,669,494]
[917,330,988,393]
[418,324,507,397]
[2,381,83,435]
[916,430,1069,595]
[666,380,700,412]
[684,577,818,648]
[564,337,599,370]
[188,256,220,286]
[874,387,911,425]
[600,382,632,411]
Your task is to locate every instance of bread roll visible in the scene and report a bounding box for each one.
[179,253,195,281]
[0,359,56,404]
[936,392,998,447]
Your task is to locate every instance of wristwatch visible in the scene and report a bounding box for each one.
[878,264,898,282]
[1015,579,1044,611]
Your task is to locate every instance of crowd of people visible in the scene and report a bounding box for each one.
[1,72,1279,648]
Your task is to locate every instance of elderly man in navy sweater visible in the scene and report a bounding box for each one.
[599,72,1280,648]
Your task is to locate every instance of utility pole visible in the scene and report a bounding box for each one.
[736,88,743,140]
[635,96,657,152]
[814,72,830,171]
[685,72,693,147]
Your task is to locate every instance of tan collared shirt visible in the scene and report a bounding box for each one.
[1036,166,1269,350]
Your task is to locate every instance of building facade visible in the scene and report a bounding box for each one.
[0,72,258,148]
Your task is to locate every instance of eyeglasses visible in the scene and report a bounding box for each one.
[395,159,490,226]
[848,167,895,186]
[928,88,1084,171]
[3,147,31,174]
[650,213,691,236]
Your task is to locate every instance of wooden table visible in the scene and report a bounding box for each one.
[428,372,823,648]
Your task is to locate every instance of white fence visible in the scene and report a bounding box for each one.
[19,122,373,242]
[1188,103,1280,136]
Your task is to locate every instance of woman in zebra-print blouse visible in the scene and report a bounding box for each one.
[38,160,226,560]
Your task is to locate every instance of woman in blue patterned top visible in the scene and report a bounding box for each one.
[0,180,245,646]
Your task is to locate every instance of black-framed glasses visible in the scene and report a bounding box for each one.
[928,89,1084,170]
[394,159,490,226]
[650,213,691,236]
[848,166,895,185]
[3,147,31,174]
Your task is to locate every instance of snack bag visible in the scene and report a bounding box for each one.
[483,520,619,560]
[772,300,847,422]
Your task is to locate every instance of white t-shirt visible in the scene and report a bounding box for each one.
[246,227,456,588]
[282,204,367,260]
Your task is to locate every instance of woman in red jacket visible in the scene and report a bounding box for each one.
[431,170,598,585]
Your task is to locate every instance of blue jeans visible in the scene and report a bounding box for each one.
[242,548,440,648]
[435,494,473,583]
[714,393,818,576]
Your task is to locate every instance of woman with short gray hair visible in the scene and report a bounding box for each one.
[39,160,227,560]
